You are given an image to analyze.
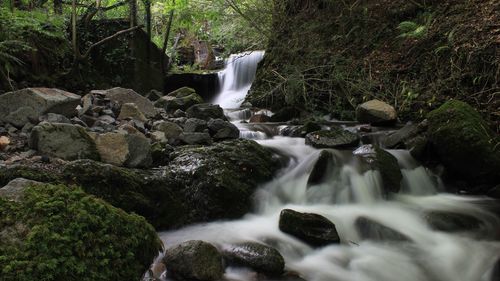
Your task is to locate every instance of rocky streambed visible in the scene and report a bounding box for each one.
[1,85,499,281]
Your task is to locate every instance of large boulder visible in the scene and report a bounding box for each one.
[117,103,148,122]
[92,129,152,168]
[95,87,156,118]
[164,139,279,224]
[222,242,285,276]
[154,120,184,140]
[426,100,500,184]
[278,209,340,247]
[356,99,397,125]
[186,103,226,121]
[207,119,240,140]
[0,184,162,281]
[62,159,185,229]
[0,178,43,202]
[154,87,204,113]
[307,150,337,186]
[163,240,224,281]
[29,122,100,161]
[305,128,360,149]
[0,88,80,128]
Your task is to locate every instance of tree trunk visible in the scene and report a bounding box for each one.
[161,0,175,76]
[129,0,137,27]
[71,0,80,61]
[145,0,152,65]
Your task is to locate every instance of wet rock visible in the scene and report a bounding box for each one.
[0,178,44,202]
[151,142,174,166]
[383,123,419,148]
[355,217,410,241]
[96,87,156,118]
[186,103,226,121]
[173,109,187,118]
[356,99,397,125]
[354,145,402,194]
[184,118,208,133]
[305,128,360,149]
[150,131,168,144]
[0,88,80,128]
[307,150,336,186]
[154,87,203,113]
[0,136,10,151]
[222,242,285,276]
[180,132,213,145]
[250,114,271,123]
[208,119,240,140]
[163,240,224,281]
[424,211,483,232]
[165,139,279,224]
[154,121,184,140]
[29,122,99,161]
[279,209,340,247]
[270,106,301,122]
[426,100,500,184]
[118,103,148,122]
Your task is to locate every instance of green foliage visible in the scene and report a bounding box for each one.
[0,184,162,281]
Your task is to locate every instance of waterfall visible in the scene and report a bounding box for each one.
[212,51,265,109]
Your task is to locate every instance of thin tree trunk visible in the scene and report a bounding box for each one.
[145,0,151,65]
[71,0,80,61]
[161,0,175,76]
[129,0,137,27]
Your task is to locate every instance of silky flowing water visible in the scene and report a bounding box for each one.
[155,52,500,281]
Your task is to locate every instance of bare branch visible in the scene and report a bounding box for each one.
[81,25,143,59]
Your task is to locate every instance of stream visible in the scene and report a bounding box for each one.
[156,51,500,281]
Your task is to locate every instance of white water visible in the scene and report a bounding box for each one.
[154,52,500,281]
[212,51,265,109]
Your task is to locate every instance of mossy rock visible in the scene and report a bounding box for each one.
[0,184,162,281]
[426,100,500,184]
[0,165,62,187]
[63,159,186,229]
[305,128,360,149]
[164,139,280,224]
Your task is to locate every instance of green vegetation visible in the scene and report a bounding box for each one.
[0,184,162,281]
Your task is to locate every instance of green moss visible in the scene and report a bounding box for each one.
[426,100,500,183]
[0,166,62,187]
[0,184,162,281]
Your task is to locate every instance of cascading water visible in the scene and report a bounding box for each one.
[212,51,265,109]
[154,52,500,281]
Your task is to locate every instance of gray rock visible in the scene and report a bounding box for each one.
[355,216,410,242]
[98,115,116,124]
[93,129,152,168]
[184,118,208,133]
[279,209,340,247]
[208,119,240,140]
[154,87,203,113]
[117,103,148,122]
[163,240,223,281]
[145,89,164,101]
[95,87,156,118]
[222,242,285,276]
[383,123,419,148]
[42,113,72,124]
[424,211,483,233]
[29,122,99,161]
[186,103,226,121]
[0,178,43,202]
[305,128,360,149]
[356,99,397,125]
[180,132,212,145]
[150,131,168,144]
[173,109,186,118]
[154,121,183,139]
[0,88,80,128]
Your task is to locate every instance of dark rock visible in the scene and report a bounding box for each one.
[184,118,208,133]
[163,240,224,281]
[29,122,100,161]
[305,128,360,149]
[165,139,279,224]
[95,87,156,118]
[426,100,500,184]
[424,211,483,232]
[383,123,419,148]
[155,121,184,140]
[180,132,213,145]
[151,143,174,166]
[173,109,187,118]
[154,87,204,113]
[279,209,340,247]
[270,107,301,122]
[186,103,226,121]
[80,115,99,127]
[374,147,402,194]
[307,150,336,186]
[208,119,240,140]
[145,89,164,101]
[250,114,271,123]
[222,242,285,276]
[355,217,410,241]
[98,115,116,124]
[41,113,72,124]
[356,99,397,125]
[0,88,80,128]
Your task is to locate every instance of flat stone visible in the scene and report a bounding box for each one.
[305,127,360,149]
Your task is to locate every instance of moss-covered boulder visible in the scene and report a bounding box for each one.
[0,165,62,187]
[63,159,186,229]
[426,100,500,184]
[154,87,204,113]
[0,184,162,281]
[305,128,360,149]
[164,139,280,224]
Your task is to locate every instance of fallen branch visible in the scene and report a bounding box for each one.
[81,25,143,59]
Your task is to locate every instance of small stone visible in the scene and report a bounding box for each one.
[184,118,208,133]
[118,103,148,123]
[222,242,285,276]
[356,99,397,125]
[0,136,10,151]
